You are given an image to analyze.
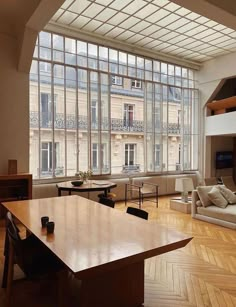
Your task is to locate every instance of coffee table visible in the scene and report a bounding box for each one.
[170,198,191,214]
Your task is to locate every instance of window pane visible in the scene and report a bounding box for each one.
[66,67,77,176]
[65,38,76,53]
[53,34,64,51]
[39,32,51,48]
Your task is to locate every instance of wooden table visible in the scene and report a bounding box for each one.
[56,180,117,198]
[2,196,192,307]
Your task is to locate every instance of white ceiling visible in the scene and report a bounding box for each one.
[49,0,236,65]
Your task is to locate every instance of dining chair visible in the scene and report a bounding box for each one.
[99,197,115,208]
[2,212,66,306]
[126,207,148,220]
[125,182,159,208]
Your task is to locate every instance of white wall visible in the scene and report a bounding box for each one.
[198,51,236,85]
[198,51,236,178]
[0,34,29,174]
[205,112,236,136]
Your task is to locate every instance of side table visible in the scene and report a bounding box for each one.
[170,198,191,214]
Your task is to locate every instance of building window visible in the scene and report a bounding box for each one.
[175,144,181,171]
[131,80,142,88]
[154,107,161,130]
[154,144,160,167]
[124,104,134,127]
[177,110,181,129]
[41,142,58,175]
[111,75,122,86]
[169,86,181,102]
[40,93,56,127]
[92,143,98,170]
[92,143,107,172]
[91,100,97,128]
[125,144,136,166]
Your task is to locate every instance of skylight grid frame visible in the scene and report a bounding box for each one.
[51,0,236,63]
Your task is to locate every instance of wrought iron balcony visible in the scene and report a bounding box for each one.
[122,164,141,173]
[30,112,180,134]
[163,123,181,135]
[111,119,143,132]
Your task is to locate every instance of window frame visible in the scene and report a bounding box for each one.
[30,31,199,180]
[131,79,142,89]
[111,75,123,86]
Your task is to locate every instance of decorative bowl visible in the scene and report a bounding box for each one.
[71,180,83,187]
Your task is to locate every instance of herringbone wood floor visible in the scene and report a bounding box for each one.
[1,195,236,306]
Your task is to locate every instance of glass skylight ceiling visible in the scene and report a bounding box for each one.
[50,0,236,63]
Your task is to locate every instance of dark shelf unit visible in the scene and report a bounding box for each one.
[0,174,32,218]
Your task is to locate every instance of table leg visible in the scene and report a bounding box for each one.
[79,261,144,307]
[104,189,108,197]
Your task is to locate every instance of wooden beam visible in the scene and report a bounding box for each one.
[26,0,65,32]
[17,0,65,73]
[17,27,38,73]
[206,96,236,111]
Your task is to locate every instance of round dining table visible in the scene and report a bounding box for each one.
[56,180,117,198]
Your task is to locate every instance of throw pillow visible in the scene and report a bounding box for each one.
[207,186,228,208]
[196,200,202,207]
[197,186,215,207]
[218,185,236,204]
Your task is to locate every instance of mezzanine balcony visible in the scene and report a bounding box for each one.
[30,112,180,135]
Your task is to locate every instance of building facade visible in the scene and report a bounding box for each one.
[29,31,198,179]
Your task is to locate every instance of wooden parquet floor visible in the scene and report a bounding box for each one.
[1,195,236,306]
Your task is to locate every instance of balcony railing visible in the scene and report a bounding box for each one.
[122,164,141,173]
[30,112,180,134]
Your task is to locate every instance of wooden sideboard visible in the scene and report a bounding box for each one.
[0,173,32,218]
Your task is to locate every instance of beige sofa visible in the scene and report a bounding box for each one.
[33,173,199,201]
[192,185,236,229]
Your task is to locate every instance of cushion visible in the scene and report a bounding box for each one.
[218,185,236,204]
[197,186,215,207]
[207,186,228,209]
[197,204,236,224]
[196,200,202,207]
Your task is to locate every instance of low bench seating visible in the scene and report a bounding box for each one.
[33,173,199,202]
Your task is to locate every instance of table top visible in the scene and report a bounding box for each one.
[56,180,117,192]
[2,196,192,278]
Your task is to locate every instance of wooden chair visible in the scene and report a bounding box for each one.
[2,212,66,306]
[126,207,148,220]
[125,182,159,208]
[99,197,115,208]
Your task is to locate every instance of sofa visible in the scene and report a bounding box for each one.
[192,184,236,229]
